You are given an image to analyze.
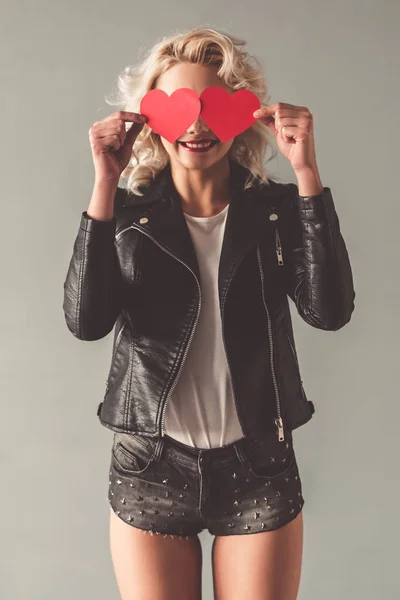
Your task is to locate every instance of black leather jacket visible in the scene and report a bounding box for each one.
[63,160,355,443]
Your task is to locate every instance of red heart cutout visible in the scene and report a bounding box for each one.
[140,88,201,143]
[200,87,261,142]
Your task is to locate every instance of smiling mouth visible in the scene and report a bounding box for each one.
[177,139,219,152]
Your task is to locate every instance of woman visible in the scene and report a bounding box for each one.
[63,27,355,600]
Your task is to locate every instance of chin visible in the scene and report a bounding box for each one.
[173,146,232,170]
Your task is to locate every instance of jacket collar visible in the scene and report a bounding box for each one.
[121,159,284,207]
[121,160,286,290]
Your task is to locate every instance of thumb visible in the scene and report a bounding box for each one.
[263,117,278,137]
[125,120,146,146]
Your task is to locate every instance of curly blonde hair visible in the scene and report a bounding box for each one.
[105,27,277,195]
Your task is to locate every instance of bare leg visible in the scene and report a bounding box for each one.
[109,507,202,600]
[212,510,303,600]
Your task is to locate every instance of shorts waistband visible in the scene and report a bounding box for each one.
[162,433,248,460]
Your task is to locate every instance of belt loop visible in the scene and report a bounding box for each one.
[153,436,165,462]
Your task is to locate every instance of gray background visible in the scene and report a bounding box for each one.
[1,0,398,598]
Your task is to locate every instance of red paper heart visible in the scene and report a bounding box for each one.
[140,88,201,143]
[199,87,261,142]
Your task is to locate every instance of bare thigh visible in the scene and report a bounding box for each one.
[109,508,202,600]
[212,510,303,600]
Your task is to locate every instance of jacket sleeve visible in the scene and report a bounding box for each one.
[62,192,125,341]
[281,183,355,331]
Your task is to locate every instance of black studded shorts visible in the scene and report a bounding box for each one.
[108,429,304,538]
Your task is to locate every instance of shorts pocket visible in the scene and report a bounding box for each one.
[111,433,156,476]
[244,432,296,480]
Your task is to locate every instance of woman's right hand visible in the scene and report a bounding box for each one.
[88,111,148,183]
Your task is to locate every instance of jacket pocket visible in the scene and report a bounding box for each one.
[105,321,127,394]
[286,332,307,399]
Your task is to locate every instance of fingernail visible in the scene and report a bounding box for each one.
[253,110,261,117]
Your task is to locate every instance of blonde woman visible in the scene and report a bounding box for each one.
[63,27,355,600]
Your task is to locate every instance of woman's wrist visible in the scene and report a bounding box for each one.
[294,167,324,197]
[87,179,119,221]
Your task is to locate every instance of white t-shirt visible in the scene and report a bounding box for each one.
[163,203,244,449]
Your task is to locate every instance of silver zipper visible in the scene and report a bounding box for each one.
[159,299,201,436]
[221,273,246,437]
[275,227,284,265]
[256,244,285,442]
[105,322,126,391]
[115,223,201,437]
[116,225,139,242]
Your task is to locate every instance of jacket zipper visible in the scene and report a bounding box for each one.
[115,223,202,437]
[159,289,201,437]
[256,244,285,442]
[220,269,247,438]
[116,222,247,438]
[275,228,284,265]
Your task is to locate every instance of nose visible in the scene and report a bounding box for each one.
[186,114,211,135]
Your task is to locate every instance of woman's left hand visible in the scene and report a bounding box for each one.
[253,102,318,173]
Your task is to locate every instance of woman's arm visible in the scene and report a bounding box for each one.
[62,182,125,341]
[281,183,355,330]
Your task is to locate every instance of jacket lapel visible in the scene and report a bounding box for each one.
[121,161,283,291]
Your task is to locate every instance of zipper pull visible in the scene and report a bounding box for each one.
[275,417,285,442]
[275,229,284,266]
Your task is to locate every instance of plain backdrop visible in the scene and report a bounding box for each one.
[1,0,399,598]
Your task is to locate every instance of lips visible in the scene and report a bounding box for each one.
[177,139,219,153]
[178,139,218,146]
[178,139,218,150]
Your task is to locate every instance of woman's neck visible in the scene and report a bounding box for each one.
[169,159,231,218]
